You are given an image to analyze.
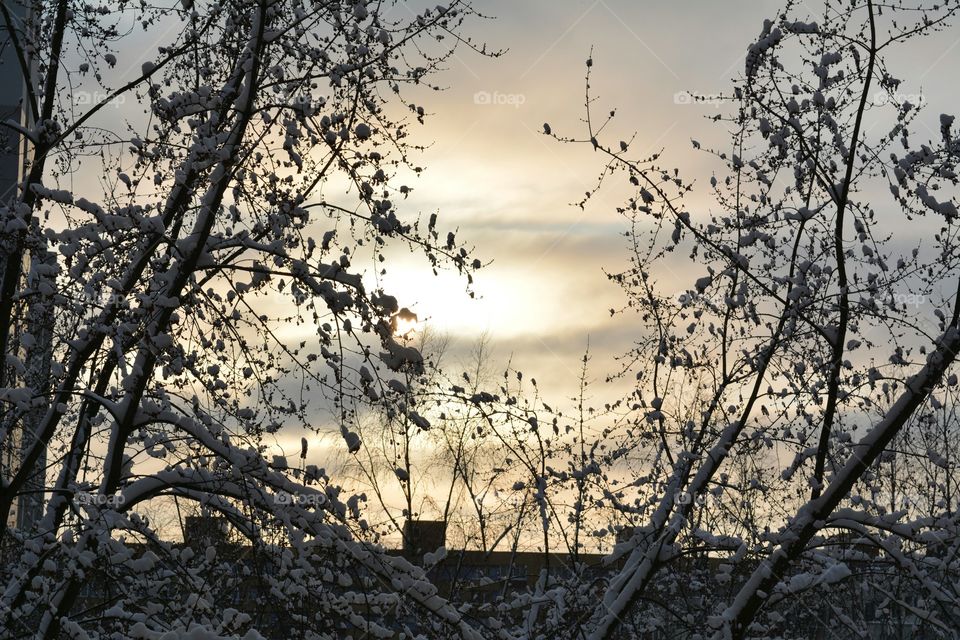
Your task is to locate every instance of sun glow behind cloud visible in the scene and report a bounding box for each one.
[290,0,960,405]
[380,260,534,339]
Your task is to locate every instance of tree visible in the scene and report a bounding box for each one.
[6,0,960,638]
[0,0,501,638]
[548,0,960,637]
[346,330,526,555]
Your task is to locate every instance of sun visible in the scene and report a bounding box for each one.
[391,307,419,338]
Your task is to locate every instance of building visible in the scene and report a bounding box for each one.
[56,516,957,639]
[0,0,47,533]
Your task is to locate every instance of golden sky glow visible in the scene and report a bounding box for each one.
[369,0,960,405]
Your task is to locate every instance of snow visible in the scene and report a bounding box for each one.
[784,21,819,34]
[5,2,960,640]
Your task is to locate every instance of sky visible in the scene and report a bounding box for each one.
[55,0,960,412]
[374,0,960,406]
[26,0,960,538]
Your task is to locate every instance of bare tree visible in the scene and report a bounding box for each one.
[547,0,960,637]
[0,0,505,637]
[5,0,960,638]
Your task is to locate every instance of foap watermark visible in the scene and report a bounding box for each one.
[273,491,326,507]
[675,289,726,309]
[890,292,927,309]
[860,292,928,309]
[674,490,703,506]
[74,90,126,108]
[75,491,126,507]
[674,490,725,507]
[872,91,926,107]
[674,91,724,108]
[473,90,526,108]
